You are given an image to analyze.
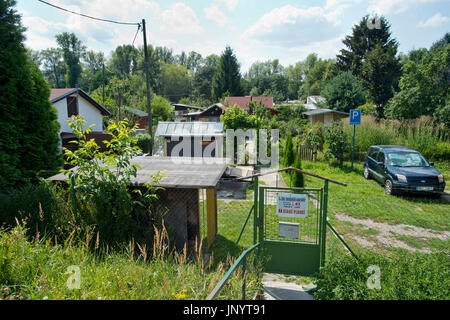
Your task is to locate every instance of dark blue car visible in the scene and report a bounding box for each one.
[363,145,445,196]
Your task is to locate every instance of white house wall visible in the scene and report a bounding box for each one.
[54,94,104,133]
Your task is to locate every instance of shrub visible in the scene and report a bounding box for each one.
[291,156,305,188]
[61,116,164,248]
[324,121,350,166]
[0,181,71,240]
[315,250,450,300]
[283,134,295,167]
[136,133,151,154]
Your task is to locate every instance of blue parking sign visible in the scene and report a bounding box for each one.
[349,109,361,125]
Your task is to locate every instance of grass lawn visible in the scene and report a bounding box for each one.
[286,160,449,232]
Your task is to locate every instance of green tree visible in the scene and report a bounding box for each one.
[322,71,366,112]
[291,156,305,188]
[212,46,243,100]
[324,121,349,166]
[385,45,449,122]
[283,134,295,167]
[40,48,66,88]
[360,43,401,118]
[56,32,85,88]
[193,64,216,101]
[0,0,61,190]
[109,45,138,79]
[336,15,401,118]
[285,62,305,100]
[221,105,255,130]
[299,58,335,99]
[160,63,190,102]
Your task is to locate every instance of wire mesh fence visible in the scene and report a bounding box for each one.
[262,188,322,245]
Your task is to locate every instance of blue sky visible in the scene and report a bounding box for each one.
[16,0,450,72]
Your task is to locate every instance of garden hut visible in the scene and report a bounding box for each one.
[48,156,228,251]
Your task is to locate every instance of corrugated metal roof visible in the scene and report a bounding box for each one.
[125,107,147,118]
[155,122,224,137]
[47,156,229,189]
[303,109,349,116]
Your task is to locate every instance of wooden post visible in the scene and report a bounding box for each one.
[206,188,217,248]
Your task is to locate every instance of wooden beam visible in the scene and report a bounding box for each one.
[206,188,217,248]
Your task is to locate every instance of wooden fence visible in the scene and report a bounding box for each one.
[296,144,318,162]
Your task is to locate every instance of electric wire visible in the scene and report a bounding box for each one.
[37,0,140,26]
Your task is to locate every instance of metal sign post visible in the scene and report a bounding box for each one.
[349,109,361,170]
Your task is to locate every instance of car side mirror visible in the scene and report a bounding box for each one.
[430,162,434,167]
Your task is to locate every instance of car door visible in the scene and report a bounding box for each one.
[374,151,387,182]
[367,147,379,178]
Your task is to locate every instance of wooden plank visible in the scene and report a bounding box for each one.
[206,188,217,248]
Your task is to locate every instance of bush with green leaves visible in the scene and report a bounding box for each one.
[291,156,305,188]
[283,134,295,168]
[135,133,152,154]
[324,121,349,166]
[322,71,366,113]
[315,250,449,300]
[62,116,164,247]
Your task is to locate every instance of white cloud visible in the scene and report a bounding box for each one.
[161,2,203,35]
[241,5,341,48]
[216,0,239,11]
[325,0,361,10]
[204,5,228,28]
[418,13,450,27]
[368,0,442,15]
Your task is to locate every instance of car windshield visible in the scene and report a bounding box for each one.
[387,152,429,167]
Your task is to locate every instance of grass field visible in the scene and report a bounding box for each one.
[0,223,261,300]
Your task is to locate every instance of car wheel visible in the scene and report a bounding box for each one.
[364,166,371,180]
[385,179,395,195]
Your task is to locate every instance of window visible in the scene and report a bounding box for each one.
[67,96,79,117]
[377,152,385,163]
[387,152,429,167]
[368,148,379,160]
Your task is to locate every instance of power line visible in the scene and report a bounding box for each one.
[37,0,139,26]
[132,24,141,47]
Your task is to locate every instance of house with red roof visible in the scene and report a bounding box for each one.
[224,96,279,116]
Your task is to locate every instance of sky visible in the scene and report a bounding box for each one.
[16,0,450,72]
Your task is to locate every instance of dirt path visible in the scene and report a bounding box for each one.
[334,213,450,253]
[259,168,287,188]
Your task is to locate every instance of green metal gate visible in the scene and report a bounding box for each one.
[258,184,327,276]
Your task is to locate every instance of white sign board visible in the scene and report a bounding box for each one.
[276,193,308,218]
[278,222,300,239]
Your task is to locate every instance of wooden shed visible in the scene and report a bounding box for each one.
[48,156,228,251]
[303,109,349,127]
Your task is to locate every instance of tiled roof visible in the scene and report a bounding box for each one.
[225,96,274,110]
[50,88,77,101]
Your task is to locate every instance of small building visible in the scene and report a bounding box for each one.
[196,103,226,122]
[155,122,224,158]
[48,156,228,250]
[303,109,349,127]
[173,104,205,122]
[124,107,148,129]
[50,88,112,153]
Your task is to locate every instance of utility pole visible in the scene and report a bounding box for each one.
[102,63,105,104]
[142,19,153,155]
